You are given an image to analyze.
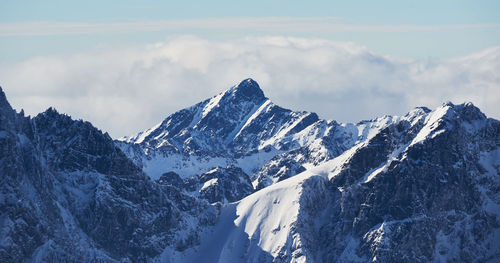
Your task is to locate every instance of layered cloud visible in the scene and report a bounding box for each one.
[0,36,498,137]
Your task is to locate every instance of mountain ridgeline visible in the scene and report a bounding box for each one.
[1,79,499,262]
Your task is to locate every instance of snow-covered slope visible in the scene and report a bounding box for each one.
[172,169,326,263]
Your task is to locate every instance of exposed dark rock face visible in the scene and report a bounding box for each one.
[0,87,218,262]
[197,166,254,204]
[253,153,307,190]
[157,171,184,188]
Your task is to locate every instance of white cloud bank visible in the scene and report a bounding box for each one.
[0,36,499,137]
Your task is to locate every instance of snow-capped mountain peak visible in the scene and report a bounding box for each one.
[227,78,266,103]
[119,78,267,145]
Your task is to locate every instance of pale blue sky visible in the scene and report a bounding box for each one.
[1,1,499,137]
[1,0,499,23]
[1,0,499,62]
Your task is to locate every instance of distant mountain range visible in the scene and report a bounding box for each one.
[1,79,499,262]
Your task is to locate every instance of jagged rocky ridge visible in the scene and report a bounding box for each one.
[0,88,218,262]
[1,78,499,262]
